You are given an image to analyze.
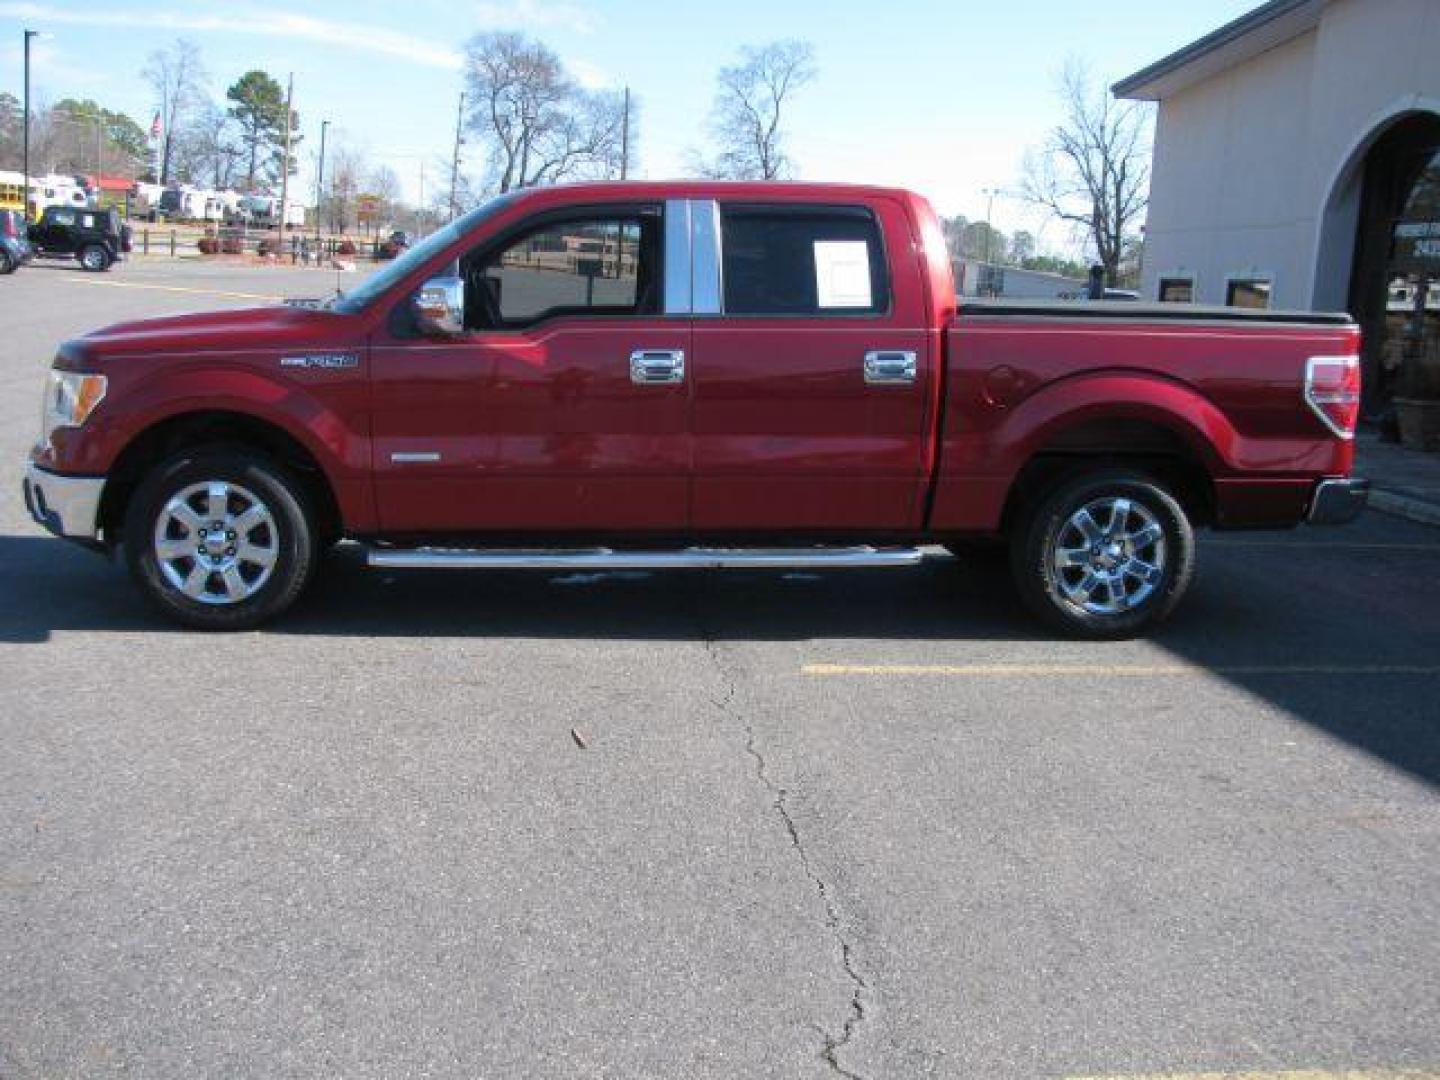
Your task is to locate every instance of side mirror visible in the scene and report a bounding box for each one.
[412,276,464,336]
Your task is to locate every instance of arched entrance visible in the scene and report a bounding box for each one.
[1347,113,1440,424]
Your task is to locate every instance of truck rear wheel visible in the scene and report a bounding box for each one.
[1010,468,1194,639]
[123,449,317,630]
[79,244,110,272]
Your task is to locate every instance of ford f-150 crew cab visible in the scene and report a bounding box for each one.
[22,181,1367,637]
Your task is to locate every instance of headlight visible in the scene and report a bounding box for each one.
[41,370,107,441]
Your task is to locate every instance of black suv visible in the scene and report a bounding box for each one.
[1,210,34,274]
[28,206,132,271]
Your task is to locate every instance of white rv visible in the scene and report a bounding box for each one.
[237,194,307,229]
[157,187,212,220]
[32,175,90,213]
[132,182,166,220]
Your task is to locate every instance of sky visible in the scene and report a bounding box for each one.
[1,0,1260,253]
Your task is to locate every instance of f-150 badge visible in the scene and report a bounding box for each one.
[280,353,360,370]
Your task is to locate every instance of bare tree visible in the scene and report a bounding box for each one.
[173,104,242,189]
[365,164,403,230]
[462,32,628,195]
[324,144,366,234]
[142,39,207,186]
[1022,61,1151,286]
[698,40,815,180]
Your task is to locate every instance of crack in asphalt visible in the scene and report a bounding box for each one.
[700,636,871,1080]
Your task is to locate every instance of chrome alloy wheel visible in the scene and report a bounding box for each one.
[1051,496,1167,616]
[152,481,279,605]
[80,246,106,271]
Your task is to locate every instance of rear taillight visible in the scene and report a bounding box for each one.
[1305,355,1361,438]
[1,216,15,239]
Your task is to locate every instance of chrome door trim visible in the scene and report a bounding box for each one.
[690,199,723,315]
[390,451,442,463]
[663,198,692,315]
[863,350,918,385]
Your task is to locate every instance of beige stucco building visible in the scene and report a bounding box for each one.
[1116,0,1440,411]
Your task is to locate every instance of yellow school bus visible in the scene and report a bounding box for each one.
[0,177,26,213]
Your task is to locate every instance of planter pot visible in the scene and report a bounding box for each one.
[1394,397,1440,451]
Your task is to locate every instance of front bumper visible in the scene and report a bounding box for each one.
[1307,477,1369,525]
[22,462,105,541]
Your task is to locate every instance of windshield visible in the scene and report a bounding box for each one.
[329,193,521,314]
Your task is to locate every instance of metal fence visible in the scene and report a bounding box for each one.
[133,226,396,264]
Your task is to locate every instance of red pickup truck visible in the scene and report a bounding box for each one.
[23,181,1366,637]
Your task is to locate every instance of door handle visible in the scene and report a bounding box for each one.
[630,348,686,385]
[863,350,917,385]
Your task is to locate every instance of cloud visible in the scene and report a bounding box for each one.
[0,37,110,91]
[567,59,611,91]
[471,0,597,34]
[0,3,463,69]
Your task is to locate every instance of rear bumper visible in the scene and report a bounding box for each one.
[1307,477,1369,525]
[22,462,105,542]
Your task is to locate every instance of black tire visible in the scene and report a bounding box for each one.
[79,244,110,272]
[1010,468,1195,639]
[0,250,13,275]
[123,448,317,630]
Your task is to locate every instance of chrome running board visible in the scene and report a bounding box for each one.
[365,545,925,570]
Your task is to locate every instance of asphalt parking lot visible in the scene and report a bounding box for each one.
[2,257,1438,1080]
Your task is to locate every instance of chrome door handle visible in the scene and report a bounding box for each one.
[863,350,917,385]
[630,348,686,385]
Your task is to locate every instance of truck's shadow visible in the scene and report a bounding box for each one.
[0,534,1037,643]
[1,530,1436,787]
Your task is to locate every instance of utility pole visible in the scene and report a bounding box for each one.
[448,91,465,222]
[620,86,631,180]
[22,29,38,222]
[276,73,294,244]
[315,118,330,242]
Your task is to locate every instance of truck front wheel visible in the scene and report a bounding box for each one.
[123,449,317,630]
[1010,468,1195,639]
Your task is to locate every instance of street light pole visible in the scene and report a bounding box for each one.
[23,29,38,222]
[275,73,294,248]
[315,119,330,242]
[981,186,999,265]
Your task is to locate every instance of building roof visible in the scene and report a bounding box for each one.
[1113,0,1326,101]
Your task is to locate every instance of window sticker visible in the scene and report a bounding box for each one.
[813,240,872,308]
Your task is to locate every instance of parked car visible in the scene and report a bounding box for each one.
[378,230,412,259]
[22,181,1366,635]
[27,206,131,271]
[0,209,34,273]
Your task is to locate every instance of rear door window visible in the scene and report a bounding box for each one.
[719,205,888,317]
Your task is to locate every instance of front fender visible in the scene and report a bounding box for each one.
[54,366,366,483]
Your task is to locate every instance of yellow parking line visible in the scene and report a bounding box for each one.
[1067,1071,1440,1079]
[802,663,1440,678]
[65,278,284,302]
